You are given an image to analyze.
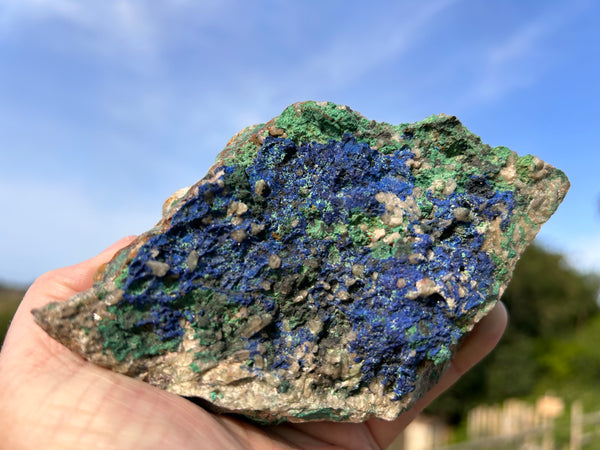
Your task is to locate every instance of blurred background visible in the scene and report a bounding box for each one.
[1,1,599,448]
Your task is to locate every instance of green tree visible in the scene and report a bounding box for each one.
[502,245,598,338]
[538,313,600,396]
[428,244,600,423]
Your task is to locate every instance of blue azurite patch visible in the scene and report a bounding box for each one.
[110,132,515,401]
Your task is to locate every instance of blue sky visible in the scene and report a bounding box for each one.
[0,0,598,285]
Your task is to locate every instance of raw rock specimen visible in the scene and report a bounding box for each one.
[33,101,569,423]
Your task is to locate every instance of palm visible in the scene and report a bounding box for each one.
[0,237,506,449]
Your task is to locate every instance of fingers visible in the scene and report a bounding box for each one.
[366,301,508,449]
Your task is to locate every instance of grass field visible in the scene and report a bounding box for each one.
[0,285,26,346]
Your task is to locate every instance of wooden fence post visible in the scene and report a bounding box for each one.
[570,400,583,450]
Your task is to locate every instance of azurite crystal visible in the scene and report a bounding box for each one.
[32,101,569,423]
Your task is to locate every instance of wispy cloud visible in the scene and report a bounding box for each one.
[0,1,233,69]
[298,0,459,91]
[0,0,84,25]
[0,0,463,141]
[172,0,463,141]
[462,0,592,105]
[0,1,157,71]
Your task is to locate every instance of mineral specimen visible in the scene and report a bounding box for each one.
[32,101,569,423]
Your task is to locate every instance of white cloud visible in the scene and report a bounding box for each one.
[106,1,158,57]
[0,1,157,72]
[0,0,84,25]
[0,0,216,69]
[0,0,234,58]
[462,0,592,105]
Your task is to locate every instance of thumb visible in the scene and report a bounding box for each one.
[1,236,136,363]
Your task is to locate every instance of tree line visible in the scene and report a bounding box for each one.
[429,244,600,424]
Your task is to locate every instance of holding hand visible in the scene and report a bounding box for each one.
[0,237,507,449]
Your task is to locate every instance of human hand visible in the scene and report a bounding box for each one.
[0,237,507,449]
